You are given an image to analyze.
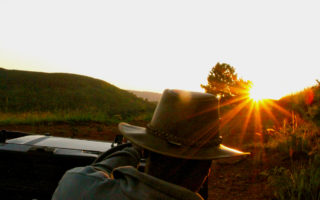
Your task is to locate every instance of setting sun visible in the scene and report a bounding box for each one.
[249,83,286,101]
[249,85,266,102]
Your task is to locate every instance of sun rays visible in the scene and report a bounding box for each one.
[216,85,293,147]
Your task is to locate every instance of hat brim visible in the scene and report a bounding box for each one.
[119,122,250,160]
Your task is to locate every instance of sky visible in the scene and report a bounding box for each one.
[0,0,319,100]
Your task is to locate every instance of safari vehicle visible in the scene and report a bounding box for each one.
[0,130,117,200]
[0,130,208,200]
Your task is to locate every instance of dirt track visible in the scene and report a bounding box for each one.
[208,154,274,200]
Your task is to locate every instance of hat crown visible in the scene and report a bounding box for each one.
[149,89,220,146]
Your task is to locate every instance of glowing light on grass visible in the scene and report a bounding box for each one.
[219,98,252,128]
[258,100,280,127]
[239,101,254,145]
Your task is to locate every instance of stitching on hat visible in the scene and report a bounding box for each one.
[147,124,222,147]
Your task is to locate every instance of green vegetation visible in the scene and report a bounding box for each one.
[0,111,154,125]
[0,68,155,125]
[260,124,320,200]
[255,84,320,200]
[278,80,320,127]
[201,62,252,100]
[267,156,320,200]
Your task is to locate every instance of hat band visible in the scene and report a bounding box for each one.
[147,124,222,147]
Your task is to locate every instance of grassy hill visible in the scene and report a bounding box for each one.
[278,82,320,126]
[0,68,156,124]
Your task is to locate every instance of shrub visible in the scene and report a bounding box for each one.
[267,155,320,200]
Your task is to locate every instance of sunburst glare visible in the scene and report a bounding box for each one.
[249,85,266,102]
[217,81,295,148]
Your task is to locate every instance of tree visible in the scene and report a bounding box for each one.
[201,63,251,100]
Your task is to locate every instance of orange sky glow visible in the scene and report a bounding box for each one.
[1,1,319,100]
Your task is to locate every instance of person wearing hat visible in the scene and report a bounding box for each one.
[52,89,249,200]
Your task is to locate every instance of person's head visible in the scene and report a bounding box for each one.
[119,89,248,190]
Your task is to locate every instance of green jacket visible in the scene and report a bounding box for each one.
[52,147,203,200]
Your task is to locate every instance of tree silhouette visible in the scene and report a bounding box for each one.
[201,63,251,100]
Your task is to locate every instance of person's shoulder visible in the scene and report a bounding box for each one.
[66,166,110,180]
[112,166,140,178]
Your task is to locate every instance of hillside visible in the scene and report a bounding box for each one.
[277,82,320,126]
[0,68,155,120]
[128,90,162,102]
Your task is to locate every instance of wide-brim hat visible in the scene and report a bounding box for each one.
[119,89,249,160]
